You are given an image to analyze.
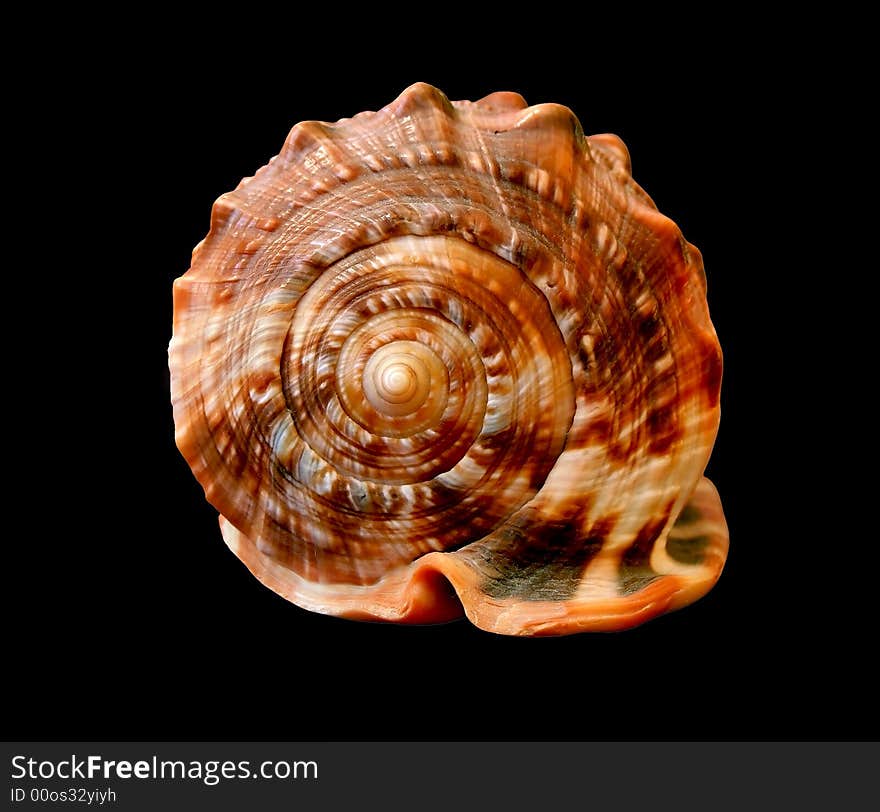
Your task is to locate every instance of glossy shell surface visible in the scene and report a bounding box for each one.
[170,83,727,635]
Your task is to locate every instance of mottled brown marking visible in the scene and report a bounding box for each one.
[621,515,667,569]
[479,428,514,451]
[644,335,669,363]
[479,515,606,601]
[637,310,662,341]
[647,403,682,454]
[577,339,593,372]
[567,414,612,448]
[703,345,723,407]
[588,514,620,540]
[617,503,673,595]
[512,239,537,271]
[426,478,467,507]
[502,162,524,185]
[483,355,507,378]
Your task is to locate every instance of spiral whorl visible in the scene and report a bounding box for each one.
[170,83,727,635]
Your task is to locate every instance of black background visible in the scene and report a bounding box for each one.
[9,32,871,741]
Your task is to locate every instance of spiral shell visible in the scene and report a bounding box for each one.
[170,82,727,635]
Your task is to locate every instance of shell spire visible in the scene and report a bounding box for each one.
[170,82,727,635]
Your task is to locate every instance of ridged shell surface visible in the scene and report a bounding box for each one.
[170,82,727,635]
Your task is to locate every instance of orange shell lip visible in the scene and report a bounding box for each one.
[220,476,727,636]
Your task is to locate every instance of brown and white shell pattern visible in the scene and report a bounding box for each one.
[169,82,727,636]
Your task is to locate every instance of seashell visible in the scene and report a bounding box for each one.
[169,82,727,636]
